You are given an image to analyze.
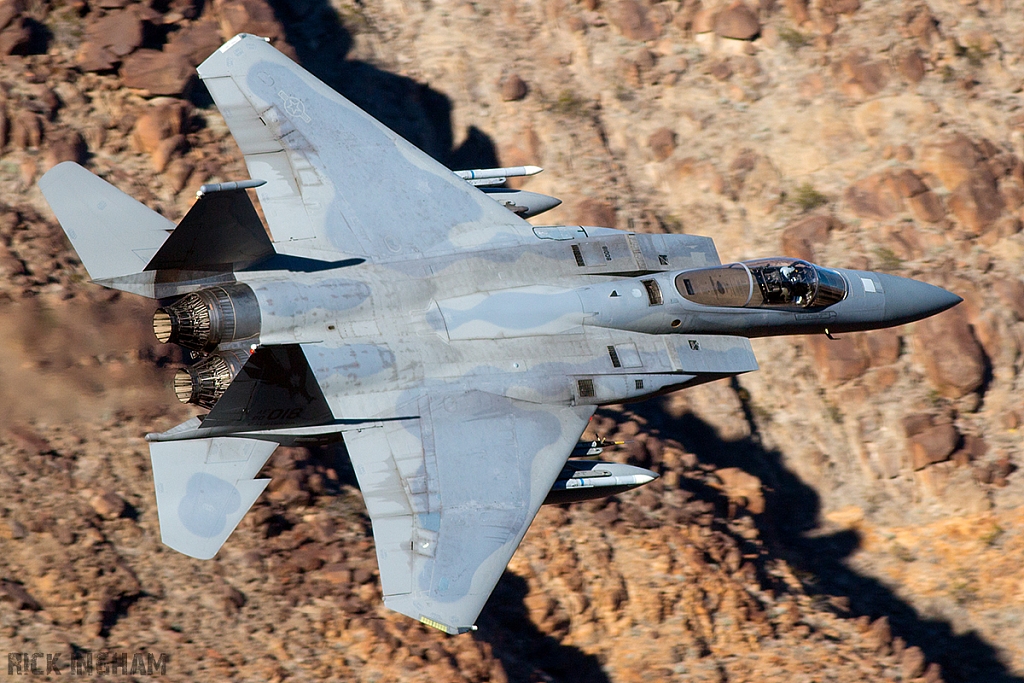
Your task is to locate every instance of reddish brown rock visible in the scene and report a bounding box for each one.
[648,127,676,162]
[784,0,810,25]
[121,49,196,96]
[906,191,945,223]
[836,51,888,98]
[214,0,295,58]
[165,18,224,67]
[994,279,1024,320]
[575,198,617,227]
[910,424,959,470]
[9,110,42,149]
[131,100,190,159]
[0,0,24,32]
[912,307,986,398]
[865,328,901,366]
[869,616,893,652]
[500,74,528,102]
[901,645,927,679]
[828,0,860,14]
[165,158,195,194]
[901,5,939,43]
[809,335,870,383]
[844,172,904,220]
[897,49,926,83]
[0,579,41,611]
[43,130,87,170]
[89,490,127,519]
[948,169,1005,234]
[76,43,118,72]
[89,9,144,58]
[713,467,765,514]
[0,16,32,56]
[609,0,662,42]
[919,134,988,191]
[714,3,760,41]
[152,134,187,173]
[780,214,833,262]
[902,413,934,438]
[892,168,945,223]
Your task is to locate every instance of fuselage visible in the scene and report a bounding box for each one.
[166,226,957,422]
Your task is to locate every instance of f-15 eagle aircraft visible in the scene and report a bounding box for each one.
[39,34,961,635]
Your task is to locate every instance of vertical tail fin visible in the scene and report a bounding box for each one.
[38,162,173,280]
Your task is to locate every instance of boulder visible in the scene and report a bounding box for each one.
[648,127,676,162]
[909,424,959,470]
[0,0,24,32]
[500,74,528,102]
[836,51,888,98]
[609,0,662,42]
[947,169,1004,234]
[165,18,224,67]
[214,0,295,58]
[906,190,945,223]
[993,278,1024,320]
[912,307,986,398]
[843,172,904,220]
[9,110,42,149]
[712,467,765,514]
[714,3,760,41]
[88,9,144,57]
[76,42,118,72]
[0,15,32,56]
[43,130,87,170]
[89,490,127,519]
[919,133,987,190]
[121,49,196,96]
[864,328,901,366]
[901,646,926,679]
[897,49,926,83]
[893,168,945,223]
[784,0,810,25]
[809,335,869,383]
[131,100,190,157]
[901,413,934,438]
[780,214,833,262]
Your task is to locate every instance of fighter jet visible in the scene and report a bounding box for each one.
[38,34,961,635]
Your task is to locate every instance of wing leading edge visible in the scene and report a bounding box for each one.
[197,34,532,261]
[342,391,594,633]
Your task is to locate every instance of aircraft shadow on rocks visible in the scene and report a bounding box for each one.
[619,381,1023,683]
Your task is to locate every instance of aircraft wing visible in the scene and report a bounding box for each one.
[342,391,594,634]
[196,34,532,261]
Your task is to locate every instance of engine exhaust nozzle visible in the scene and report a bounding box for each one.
[153,284,260,352]
[173,349,250,409]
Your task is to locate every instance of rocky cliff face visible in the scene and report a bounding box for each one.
[0,0,1022,681]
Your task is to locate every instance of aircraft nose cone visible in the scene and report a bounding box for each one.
[878,273,962,325]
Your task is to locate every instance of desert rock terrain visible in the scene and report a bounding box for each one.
[1,0,1023,681]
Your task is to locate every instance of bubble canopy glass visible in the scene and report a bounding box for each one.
[674,258,848,309]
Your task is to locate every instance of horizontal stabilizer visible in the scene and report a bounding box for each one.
[145,187,274,271]
[203,344,334,430]
[38,162,173,280]
[150,437,278,559]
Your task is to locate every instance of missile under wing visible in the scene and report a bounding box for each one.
[38,34,961,636]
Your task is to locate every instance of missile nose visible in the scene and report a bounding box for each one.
[877,273,962,325]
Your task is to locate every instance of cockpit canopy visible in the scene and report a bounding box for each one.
[675,258,848,310]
